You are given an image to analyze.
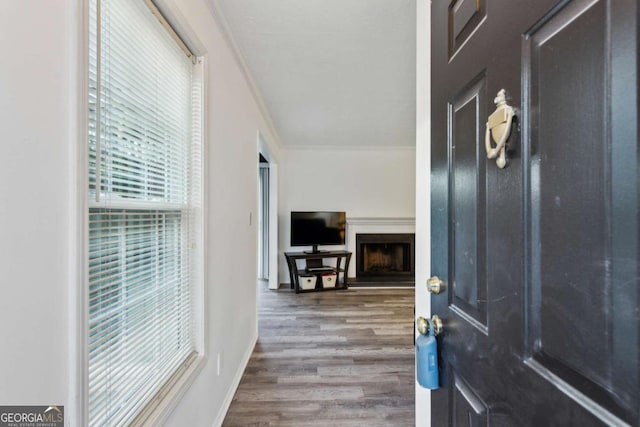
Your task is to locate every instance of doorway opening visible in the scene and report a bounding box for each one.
[258,154,269,281]
[257,133,279,291]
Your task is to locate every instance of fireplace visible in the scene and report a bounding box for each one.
[356,233,415,278]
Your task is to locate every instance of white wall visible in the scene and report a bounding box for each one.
[0,0,75,410]
[0,0,281,425]
[149,1,283,425]
[279,147,416,284]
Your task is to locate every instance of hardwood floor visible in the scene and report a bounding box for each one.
[222,285,415,426]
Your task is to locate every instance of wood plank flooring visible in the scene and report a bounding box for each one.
[222,286,415,426]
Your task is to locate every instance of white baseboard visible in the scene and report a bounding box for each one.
[211,334,258,427]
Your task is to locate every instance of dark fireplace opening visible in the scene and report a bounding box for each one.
[356,233,415,278]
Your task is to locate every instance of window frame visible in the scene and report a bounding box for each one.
[74,1,207,425]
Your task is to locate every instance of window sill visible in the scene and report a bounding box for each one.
[132,351,206,427]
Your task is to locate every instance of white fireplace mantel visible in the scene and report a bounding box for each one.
[346,217,415,278]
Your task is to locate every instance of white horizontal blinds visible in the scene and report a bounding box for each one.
[90,0,191,205]
[88,0,98,196]
[87,211,192,423]
[188,61,203,296]
[87,0,198,425]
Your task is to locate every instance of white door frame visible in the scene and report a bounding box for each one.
[415,0,431,425]
[258,133,279,290]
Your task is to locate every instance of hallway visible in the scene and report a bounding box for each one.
[223,286,415,426]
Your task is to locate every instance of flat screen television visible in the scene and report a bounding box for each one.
[290,211,346,253]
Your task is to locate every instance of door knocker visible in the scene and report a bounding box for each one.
[485,89,515,169]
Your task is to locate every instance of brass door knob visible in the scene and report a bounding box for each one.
[430,315,443,336]
[416,316,429,335]
[416,315,443,336]
[427,276,445,294]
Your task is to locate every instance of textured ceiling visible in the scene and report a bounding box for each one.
[213,0,416,148]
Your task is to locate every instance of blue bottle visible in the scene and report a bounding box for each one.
[416,322,439,389]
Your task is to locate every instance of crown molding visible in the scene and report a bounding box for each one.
[203,0,283,150]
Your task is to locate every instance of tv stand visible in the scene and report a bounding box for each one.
[284,250,352,293]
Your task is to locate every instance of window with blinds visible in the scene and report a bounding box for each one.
[87,0,201,425]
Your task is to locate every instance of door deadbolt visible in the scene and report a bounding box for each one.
[427,276,445,294]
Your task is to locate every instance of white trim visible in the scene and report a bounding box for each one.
[135,354,206,426]
[70,0,89,424]
[345,217,416,278]
[267,163,279,290]
[415,0,432,426]
[258,133,280,290]
[199,54,210,358]
[88,199,188,210]
[211,335,258,427]
[152,0,207,56]
[145,0,196,61]
[258,131,280,164]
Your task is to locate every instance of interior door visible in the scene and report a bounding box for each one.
[429,0,638,425]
